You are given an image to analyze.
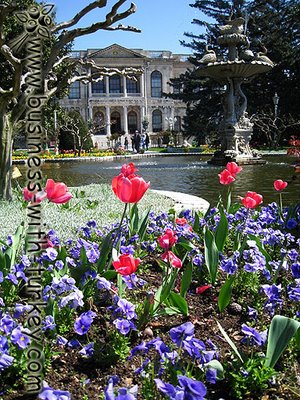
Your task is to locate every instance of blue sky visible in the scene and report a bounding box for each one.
[50,0,203,54]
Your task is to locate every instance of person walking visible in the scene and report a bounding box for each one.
[135,130,141,153]
[131,134,135,151]
[145,133,150,150]
[124,136,129,150]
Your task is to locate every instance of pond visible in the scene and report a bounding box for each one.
[18,154,299,206]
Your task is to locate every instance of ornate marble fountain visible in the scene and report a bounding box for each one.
[196,17,274,164]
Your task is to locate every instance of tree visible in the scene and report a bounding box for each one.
[0,0,140,200]
[59,110,93,155]
[171,0,300,144]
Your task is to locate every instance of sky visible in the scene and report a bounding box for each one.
[50,0,204,54]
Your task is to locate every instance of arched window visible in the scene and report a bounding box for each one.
[174,116,181,132]
[128,111,138,132]
[92,78,105,94]
[151,71,162,98]
[94,112,105,135]
[126,76,139,94]
[111,111,121,133]
[152,109,162,132]
[69,74,80,99]
[109,75,121,93]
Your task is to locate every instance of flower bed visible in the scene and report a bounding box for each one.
[0,163,299,399]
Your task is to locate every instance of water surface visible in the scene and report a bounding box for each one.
[18,155,299,206]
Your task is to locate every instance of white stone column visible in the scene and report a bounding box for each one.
[123,106,128,135]
[163,108,169,130]
[88,105,93,121]
[105,105,111,136]
[140,73,144,97]
[123,76,127,97]
[105,76,109,97]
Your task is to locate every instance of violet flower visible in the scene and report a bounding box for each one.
[169,322,194,346]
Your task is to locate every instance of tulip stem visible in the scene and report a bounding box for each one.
[115,203,128,248]
[279,193,283,213]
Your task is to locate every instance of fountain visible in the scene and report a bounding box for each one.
[196,16,274,165]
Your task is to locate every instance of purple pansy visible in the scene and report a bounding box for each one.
[74,310,96,335]
[170,322,194,346]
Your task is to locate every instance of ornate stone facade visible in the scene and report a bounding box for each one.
[59,44,191,148]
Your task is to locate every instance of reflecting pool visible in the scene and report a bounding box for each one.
[18,155,299,206]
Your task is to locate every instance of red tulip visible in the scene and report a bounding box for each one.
[241,191,263,209]
[218,169,235,185]
[175,217,187,225]
[23,187,46,203]
[274,179,288,191]
[158,228,178,249]
[121,162,138,177]
[112,174,150,204]
[45,179,72,204]
[226,162,242,176]
[112,254,141,276]
[161,251,182,268]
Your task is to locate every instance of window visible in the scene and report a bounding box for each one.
[109,75,121,93]
[151,71,162,98]
[174,116,181,132]
[126,77,139,94]
[93,112,105,135]
[92,79,105,94]
[68,80,80,99]
[111,111,121,133]
[152,109,162,132]
[128,111,138,132]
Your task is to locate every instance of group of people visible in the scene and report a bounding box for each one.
[124,130,150,153]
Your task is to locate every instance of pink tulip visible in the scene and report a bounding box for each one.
[161,251,182,268]
[121,162,138,177]
[112,254,141,276]
[274,179,288,191]
[241,191,263,209]
[23,187,46,203]
[45,179,72,204]
[112,174,150,204]
[175,217,188,226]
[218,169,235,185]
[226,162,242,176]
[158,229,178,250]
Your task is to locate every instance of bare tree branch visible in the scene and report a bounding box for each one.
[52,0,107,33]
[46,0,139,73]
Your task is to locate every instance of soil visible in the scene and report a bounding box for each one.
[2,270,299,400]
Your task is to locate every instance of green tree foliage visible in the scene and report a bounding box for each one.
[172,0,300,143]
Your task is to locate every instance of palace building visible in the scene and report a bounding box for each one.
[59,44,192,148]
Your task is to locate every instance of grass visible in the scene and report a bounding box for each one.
[0,184,175,243]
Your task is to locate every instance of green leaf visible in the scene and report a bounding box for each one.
[177,238,195,252]
[129,203,139,234]
[218,275,235,312]
[168,291,188,316]
[162,307,182,316]
[204,227,219,285]
[96,230,115,273]
[180,262,193,298]
[193,211,200,232]
[265,315,300,368]
[103,270,117,280]
[137,208,150,241]
[215,207,228,252]
[217,321,245,364]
